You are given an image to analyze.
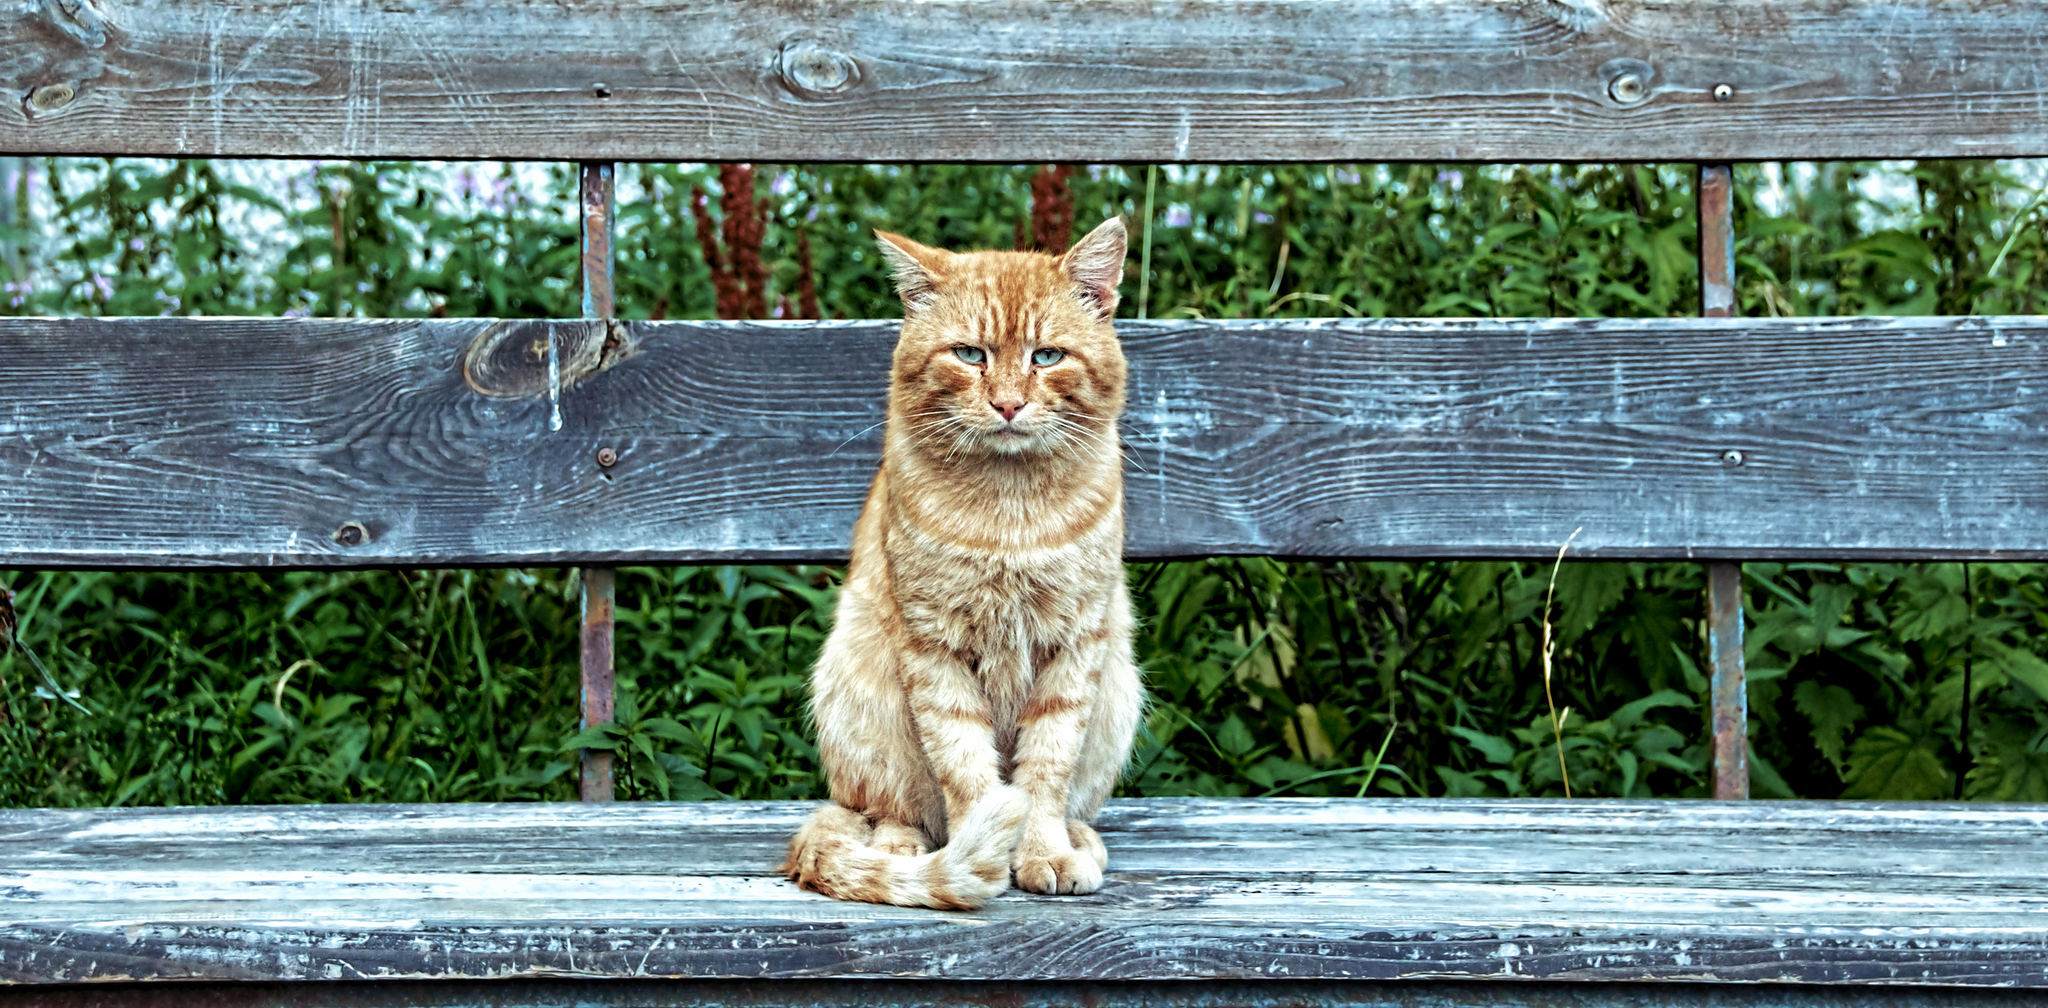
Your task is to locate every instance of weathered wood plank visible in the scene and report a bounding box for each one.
[4,799,2047,985]
[15,979,2048,1008]
[0,316,2043,567]
[3,0,2047,162]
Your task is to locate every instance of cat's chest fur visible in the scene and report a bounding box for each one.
[885,494,1122,660]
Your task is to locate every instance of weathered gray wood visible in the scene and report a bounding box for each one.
[0,315,2043,567]
[3,0,2048,162]
[12,980,2048,1008]
[4,799,2046,985]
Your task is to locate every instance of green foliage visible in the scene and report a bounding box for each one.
[2,156,2046,807]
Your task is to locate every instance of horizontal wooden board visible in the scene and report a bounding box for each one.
[0,315,2043,567]
[2,0,2047,162]
[4,798,2047,986]
[15,979,2048,1008]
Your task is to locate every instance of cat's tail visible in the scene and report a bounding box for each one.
[781,786,1029,910]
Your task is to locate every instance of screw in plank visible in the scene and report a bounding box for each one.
[332,521,369,547]
[595,447,619,468]
[591,81,612,99]
[1720,449,1745,468]
[1608,73,1648,105]
[25,84,74,113]
[1712,84,1734,102]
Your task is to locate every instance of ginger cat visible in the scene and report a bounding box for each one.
[782,217,1142,910]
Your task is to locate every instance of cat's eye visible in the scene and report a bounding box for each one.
[1032,348,1066,367]
[953,346,987,365]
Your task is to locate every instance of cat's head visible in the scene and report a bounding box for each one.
[875,218,1128,461]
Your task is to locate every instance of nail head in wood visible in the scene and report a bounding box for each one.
[591,81,612,99]
[332,521,368,547]
[595,447,618,468]
[1713,83,1734,102]
[1721,449,1745,468]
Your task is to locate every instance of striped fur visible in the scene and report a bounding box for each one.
[784,218,1143,909]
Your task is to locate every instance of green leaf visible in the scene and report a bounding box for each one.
[559,727,620,752]
[1215,715,1255,757]
[1842,727,1949,799]
[1449,726,1516,766]
[1792,681,1865,775]
[1987,642,2048,701]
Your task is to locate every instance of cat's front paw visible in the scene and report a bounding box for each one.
[870,819,931,857]
[1066,820,1108,872]
[1013,847,1104,895]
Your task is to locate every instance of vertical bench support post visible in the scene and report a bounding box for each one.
[1698,163,1748,800]
[578,162,617,803]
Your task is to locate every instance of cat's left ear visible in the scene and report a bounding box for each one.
[1060,217,1127,322]
[874,230,951,316]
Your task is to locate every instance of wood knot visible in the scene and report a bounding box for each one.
[461,319,634,399]
[1599,58,1655,106]
[25,83,75,113]
[777,40,861,99]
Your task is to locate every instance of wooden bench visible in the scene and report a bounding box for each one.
[5,0,2048,1003]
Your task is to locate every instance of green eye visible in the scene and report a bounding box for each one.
[953,346,986,365]
[1032,348,1066,367]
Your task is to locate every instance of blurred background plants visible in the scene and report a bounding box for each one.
[2,156,2045,807]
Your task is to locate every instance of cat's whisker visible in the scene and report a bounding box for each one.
[911,416,974,455]
[1065,409,1164,449]
[828,411,958,456]
[1046,416,1148,473]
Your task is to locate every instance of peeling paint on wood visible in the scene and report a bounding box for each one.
[0,316,2043,567]
[3,1,2048,161]
[3,799,2047,985]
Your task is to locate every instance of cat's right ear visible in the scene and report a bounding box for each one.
[874,231,949,315]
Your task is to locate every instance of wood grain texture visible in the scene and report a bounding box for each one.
[0,315,2043,567]
[3,0,2047,162]
[5,799,2047,986]
[16,979,2048,1008]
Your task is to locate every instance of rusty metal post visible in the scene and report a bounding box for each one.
[1699,163,1747,800]
[578,162,617,803]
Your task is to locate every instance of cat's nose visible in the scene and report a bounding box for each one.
[991,399,1025,422]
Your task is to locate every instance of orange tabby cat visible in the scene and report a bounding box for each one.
[782,218,1141,910]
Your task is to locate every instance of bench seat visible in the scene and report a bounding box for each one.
[5,798,2044,990]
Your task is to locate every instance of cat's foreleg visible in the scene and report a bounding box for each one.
[900,648,1007,837]
[1009,632,1115,894]
[810,599,946,841]
[1063,597,1142,874]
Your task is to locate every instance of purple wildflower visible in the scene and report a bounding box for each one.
[1164,205,1193,227]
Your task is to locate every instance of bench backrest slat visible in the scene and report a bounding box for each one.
[2,315,2039,568]
[5,0,2047,162]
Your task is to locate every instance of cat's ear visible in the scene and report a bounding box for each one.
[1060,217,1127,321]
[874,230,949,315]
